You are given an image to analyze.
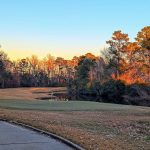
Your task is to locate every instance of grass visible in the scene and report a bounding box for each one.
[146,136,150,141]
[0,88,150,150]
[0,87,66,100]
[0,99,134,111]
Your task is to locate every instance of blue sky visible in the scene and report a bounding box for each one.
[0,0,150,59]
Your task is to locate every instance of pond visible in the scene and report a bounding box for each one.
[37,91,100,101]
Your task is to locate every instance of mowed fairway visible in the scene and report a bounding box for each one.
[0,100,134,111]
[0,88,150,150]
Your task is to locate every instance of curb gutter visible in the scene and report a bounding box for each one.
[0,119,85,150]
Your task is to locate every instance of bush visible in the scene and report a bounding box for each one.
[126,84,150,97]
[100,80,125,103]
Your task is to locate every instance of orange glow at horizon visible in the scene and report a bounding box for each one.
[5,49,50,60]
[4,48,101,60]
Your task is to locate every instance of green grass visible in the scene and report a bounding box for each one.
[0,99,137,111]
[145,136,150,141]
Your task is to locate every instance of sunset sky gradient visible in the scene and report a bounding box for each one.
[0,0,150,60]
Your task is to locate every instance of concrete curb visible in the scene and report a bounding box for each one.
[0,119,85,150]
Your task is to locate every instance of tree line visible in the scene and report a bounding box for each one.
[0,52,79,88]
[69,26,150,106]
[0,26,150,105]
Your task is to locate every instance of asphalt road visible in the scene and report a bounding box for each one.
[0,121,73,150]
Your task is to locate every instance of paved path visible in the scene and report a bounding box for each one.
[0,121,73,150]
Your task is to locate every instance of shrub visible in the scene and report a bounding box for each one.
[100,80,125,103]
[126,84,150,97]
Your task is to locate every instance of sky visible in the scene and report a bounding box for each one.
[0,0,150,60]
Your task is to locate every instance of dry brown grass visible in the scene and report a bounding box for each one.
[0,87,66,100]
[0,109,150,150]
